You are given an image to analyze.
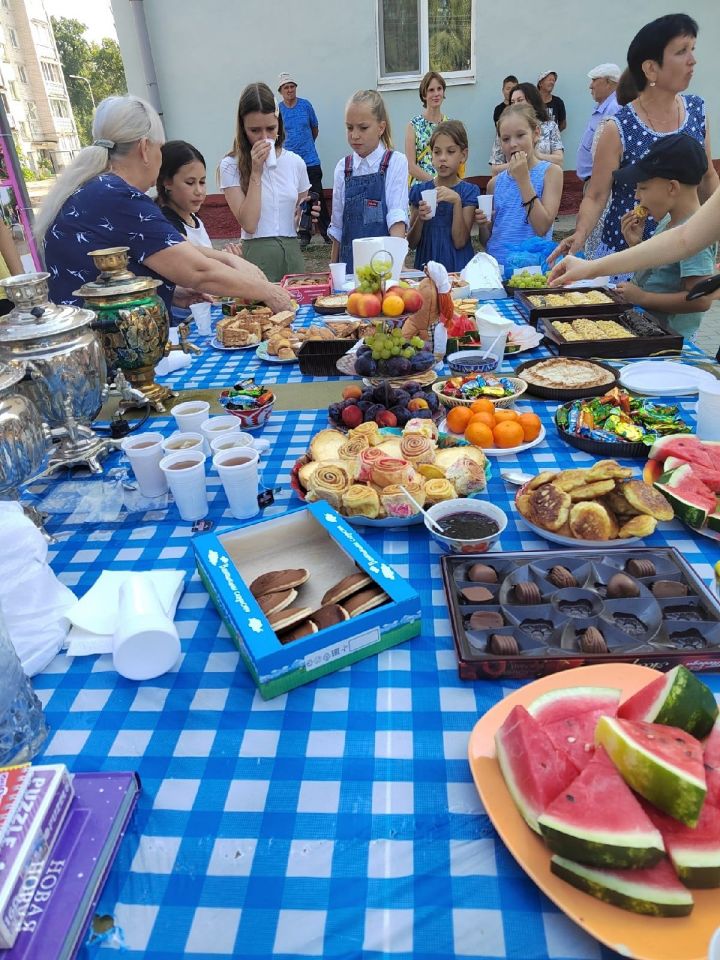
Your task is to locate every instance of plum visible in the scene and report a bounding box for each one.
[385,356,412,377]
[356,400,372,413]
[354,354,377,376]
[424,391,440,412]
[403,381,420,393]
[410,351,435,372]
[394,389,411,406]
[364,403,383,422]
[328,402,343,423]
[390,404,411,427]
[411,408,433,420]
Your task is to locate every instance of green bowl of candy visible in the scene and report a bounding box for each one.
[219,382,275,431]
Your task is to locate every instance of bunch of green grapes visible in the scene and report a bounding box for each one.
[355,264,382,293]
[364,324,424,361]
[507,270,549,289]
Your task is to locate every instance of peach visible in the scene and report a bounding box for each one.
[347,290,382,318]
[342,384,363,400]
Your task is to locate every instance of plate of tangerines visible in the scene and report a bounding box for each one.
[439,398,546,456]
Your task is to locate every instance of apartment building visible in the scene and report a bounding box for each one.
[0,0,80,175]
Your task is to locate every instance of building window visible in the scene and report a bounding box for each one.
[26,100,37,121]
[32,20,53,47]
[50,98,70,119]
[19,121,30,141]
[8,80,18,100]
[40,61,62,84]
[8,29,18,49]
[17,65,27,84]
[0,44,7,62]
[377,0,474,87]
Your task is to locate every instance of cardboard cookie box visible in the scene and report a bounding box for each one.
[280,272,331,305]
[193,503,420,698]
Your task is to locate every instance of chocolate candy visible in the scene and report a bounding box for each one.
[461,586,494,604]
[581,626,608,654]
[467,563,498,584]
[489,634,519,655]
[625,558,656,578]
[651,580,688,599]
[469,610,504,631]
[548,566,577,589]
[514,581,542,605]
[606,573,640,599]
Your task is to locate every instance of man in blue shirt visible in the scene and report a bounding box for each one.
[277,72,330,243]
[576,63,621,182]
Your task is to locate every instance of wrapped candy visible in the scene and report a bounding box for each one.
[558,389,690,445]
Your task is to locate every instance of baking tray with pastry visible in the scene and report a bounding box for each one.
[539,309,684,359]
[440,545,720,682]
[514,286,625,326]
[514,356,619,400]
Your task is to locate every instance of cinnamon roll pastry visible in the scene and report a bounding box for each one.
[445,456,487,496]
[338,435,370,462]
[399,433,436,466]
[306,464,350,510]
[370,457,416,489]
[349,422,382,445]
[381,480,426,518]
[357,447,387,483]
[342,483,381,519]
[424,478,457,505]
[404,417,439,441]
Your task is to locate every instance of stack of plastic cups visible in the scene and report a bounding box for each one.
[329,263,346,291]
[213,447,260,520]
[121,432,168,498]
[113,575,181,681]
[159,449,208,521]
[190,302,213,335]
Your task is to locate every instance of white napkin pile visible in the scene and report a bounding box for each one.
[65,570,185,657]
[461,253,504,291]
[155,351,193,376]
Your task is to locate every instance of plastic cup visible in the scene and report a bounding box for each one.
[329,263,346,290]
[200,415,241,452]
[161,431,206,455]
[477,194,493,218]
[190,302,212,335]
[422,188,438,217]
[159,449,208,521]
[121,431,168,498]
[709,926,720,960]
[112,575,181,681]
[696,381,720,441]
[213,447,260,520]
[171,400,209,433]
[210,432,254,456]
[265,140,277,168]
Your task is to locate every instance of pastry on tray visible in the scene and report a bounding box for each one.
[519,358,616,390]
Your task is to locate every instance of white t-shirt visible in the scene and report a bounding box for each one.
[185,216,212,248]
[218,149,310,240]
[328,143,409,243]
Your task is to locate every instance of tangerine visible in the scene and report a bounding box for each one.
[446,405,473,434]
[493,420,525,448]
[469,410,496,430]
[382,293,405,318]
[518,412,542,442]
[464,421,494,448]
[470,398,495,415]
[494,408,519,422]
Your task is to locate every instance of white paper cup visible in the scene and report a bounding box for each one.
[479,331,509,364]
[113,575,181,681]
[159,449,208,521]
[265,140,277,168]
[161,431,206,456]
[477,194,493,218]
[696,382,720,441]
[190,302,212,335]
[708,926,720,960]
[210,432,254,455]
[422,188,438,217]
[329,262,346,290]
[171,400,209,433]
[213,447,260,520]
[121,431,168,498]
[200,416,241,454]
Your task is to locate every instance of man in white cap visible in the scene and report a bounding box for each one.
[537,70,566,130]
[575,64,621,182]
[277,71,330,242]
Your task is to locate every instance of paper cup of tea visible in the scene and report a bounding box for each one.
[477,194,493,218]
[210,432,254,456]
[200,415,241,451]
[121,431,168,498]
[190,302,212,335]
[265,139,278,168]
[171,400,209,433]
[213,447,260,520]
[161,431,206,456]
[329,263,346,290]
[159,449,208,521]
[113,575,181,681]
[422,188,438,217]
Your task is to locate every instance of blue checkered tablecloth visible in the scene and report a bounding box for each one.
[29,395,720,960]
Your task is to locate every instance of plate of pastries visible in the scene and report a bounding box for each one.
[213,307,296,350]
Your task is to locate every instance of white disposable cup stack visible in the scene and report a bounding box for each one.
[264,139,277,168]
[210,432,254,455]
[171,400,209,433]
[476,195,493,218]
[159,449,209,521]
[213,447,260,520]
[112,575,181,681]
[329,263,346,290]
[161,431,206,456]
[190,302,212,335]
[696,382,720,441]
[422,188,438,217]
[121,431,168,498]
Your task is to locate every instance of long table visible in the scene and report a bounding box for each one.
[29,301,720,959]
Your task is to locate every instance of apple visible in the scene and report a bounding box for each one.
[347,290,382,318]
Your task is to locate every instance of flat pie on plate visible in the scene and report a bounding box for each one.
[520,358,616,390]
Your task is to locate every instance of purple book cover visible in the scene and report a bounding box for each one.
[6,771,140,960]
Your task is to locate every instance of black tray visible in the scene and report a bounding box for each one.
[553,400,648,458]
[440,547,720,681]
[540,310,684,359]
[514,357,619,400]
[297,338,354,376]
[514,285,625,326]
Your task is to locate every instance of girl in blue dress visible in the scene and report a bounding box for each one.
[477,105,562,270]
[407,121,479,271]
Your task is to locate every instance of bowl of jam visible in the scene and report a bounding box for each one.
[425,498,507,553]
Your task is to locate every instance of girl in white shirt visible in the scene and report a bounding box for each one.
[219,82,310,282]
[328,90,409,272]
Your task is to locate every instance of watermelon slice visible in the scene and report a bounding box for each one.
[550,855,694,917]
[654,464,717,529]
[495,705,579,834]
[704,717,720,806]
[649,434,714,469]
[618,665,719,739]
[595,716,706,826]
[541,709,613,770]
[528,686,621,770]
[644,800,720,888]
[538,747,665,868]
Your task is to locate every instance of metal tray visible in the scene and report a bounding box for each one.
[514,357,619,400]
[514,286,625,326]
[540,310,684,359]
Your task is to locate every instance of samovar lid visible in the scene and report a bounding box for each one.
[0,273,96,341]
[73,245,163,301]
[0,359,27,392]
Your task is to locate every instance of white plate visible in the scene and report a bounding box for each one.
[619,360,716,396]
[255,341,296,364]
[516,513,646,548]
[438,417,546,456]
[505,326,543,355]
[211,337,257,352]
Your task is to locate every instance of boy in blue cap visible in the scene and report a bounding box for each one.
[613,132,716,339]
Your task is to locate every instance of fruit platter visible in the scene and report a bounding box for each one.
[555,387,691,458]
[644,434,720,542]
[439,400,546,456]
[466,659,720,959]
[289,419,490,526]
[433,375,527,410]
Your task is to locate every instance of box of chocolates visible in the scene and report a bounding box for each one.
[193,503,420,698]
[440,547,720,680]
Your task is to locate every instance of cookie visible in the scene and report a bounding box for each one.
[514,581,541,605]
[547,566,577,589]
[278,620,318,645]
[267,605,313,631]
[340,586,389,617]
[310,603,350,630]
[249,568,309,598]
[257,589,297,615]
[321,571,373,605]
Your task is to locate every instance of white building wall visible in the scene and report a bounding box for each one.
[111,0,719,187]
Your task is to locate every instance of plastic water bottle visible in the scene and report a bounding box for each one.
[0,601,48,765]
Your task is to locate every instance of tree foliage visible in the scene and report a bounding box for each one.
[50,16,127,145]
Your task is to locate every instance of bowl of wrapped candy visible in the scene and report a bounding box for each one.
[433,374,527,410]
[219,380,275,431]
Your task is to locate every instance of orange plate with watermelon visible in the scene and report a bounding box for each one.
[468,663,717,960]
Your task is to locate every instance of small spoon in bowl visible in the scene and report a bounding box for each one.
[500,469,534,486]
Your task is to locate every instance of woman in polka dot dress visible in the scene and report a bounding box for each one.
[550,14,718,274]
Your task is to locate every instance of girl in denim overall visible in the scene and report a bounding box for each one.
[329,90,408,273]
